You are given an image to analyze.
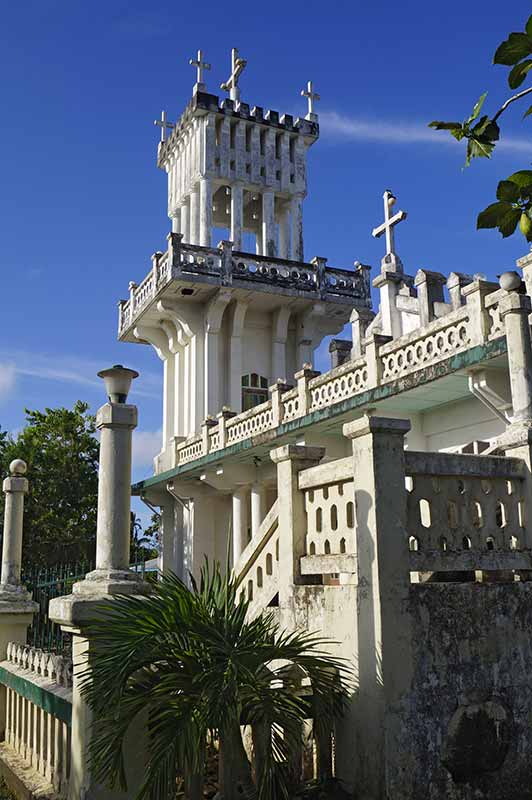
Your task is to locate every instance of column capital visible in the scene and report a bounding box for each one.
[2,476,28,495]
[499,290,531,318]
[343,415,411,441]
[270,444,325,465]
[96,403,138,430]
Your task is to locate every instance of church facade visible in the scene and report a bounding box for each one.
[118,50,532,798]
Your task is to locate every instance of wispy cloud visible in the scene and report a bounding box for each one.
[0,364,16,401]
[0,350,161,399]
[133,429,162,470]
[320,111,532,154]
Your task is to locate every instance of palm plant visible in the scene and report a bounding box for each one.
[80,562,351,800]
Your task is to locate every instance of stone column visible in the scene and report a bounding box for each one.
[180,200,190,244]
[262,191,276,258]
[499,272,532,424]
[290,195,304,262]
[232,487,249,565]
[199,177,213,247]
[250,483,267,538]
[49,366,150,800]
[340,415,413,798]
[189,186,200,245]
[170,208,180,234]
[231,184,244,251]
[278,205,290,259]
[0,460,38,739]
[270,445,324,601]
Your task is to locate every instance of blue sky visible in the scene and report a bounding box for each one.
[1,0,531,500]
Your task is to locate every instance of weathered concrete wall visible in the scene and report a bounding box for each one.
[391,582,532,800]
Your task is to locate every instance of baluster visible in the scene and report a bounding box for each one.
[39,707,47,777]
[13,690,20,753]
[45,709,53,782]
[53,716,61,793]
[5,687,11,748]
[60,720,69,792]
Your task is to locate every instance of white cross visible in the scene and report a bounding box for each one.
[372,190,407,257]
[189,49,211,86]
[301,81,320,117]
[220,48,247,102]
[153,110,175,143]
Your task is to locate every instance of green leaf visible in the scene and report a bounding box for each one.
[494,32,532,66]
[466,137,495,164]
[471,116,500,141]
[507,170,532,189]
[508,59,532,89]
[429,121,463,131]
[526,14,532,38]
[467,93,488,123]
[496,180,520,202]
[523,104,532,119]
[477,201,513,229]
[499,207,522,237]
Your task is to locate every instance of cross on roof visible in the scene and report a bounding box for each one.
[189,49,211,87]
[372,190,407,259]
[301,81,320,118]
[153,110,175,143]
[220,48,247,102]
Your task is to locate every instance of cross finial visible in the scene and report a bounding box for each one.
[220,48,247,103]
[189,49,211,89]
[372,190,407,269]
[153,110,175,143]
[301,80,320,120]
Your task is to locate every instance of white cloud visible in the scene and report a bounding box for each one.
[0,364,16,401]
[0,350,160,399]
[133,429,162,470]
[320,111,532,154]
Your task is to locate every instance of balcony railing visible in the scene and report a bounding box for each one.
[118,234,372,336]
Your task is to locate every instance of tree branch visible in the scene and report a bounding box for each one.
[493,86,532,122]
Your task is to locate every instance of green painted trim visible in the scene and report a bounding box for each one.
[134,337,508,492]
[0,667,72,725]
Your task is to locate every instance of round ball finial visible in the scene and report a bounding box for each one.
[9,459,27,477]
[499,271,522,292]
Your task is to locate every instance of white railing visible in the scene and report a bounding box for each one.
[235,501,279,618]
[309,358,368,411]
[0,643,72,797]
[299,458,356,561]
[380,307,471,383]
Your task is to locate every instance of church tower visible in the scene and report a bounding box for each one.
[118,49,371,474]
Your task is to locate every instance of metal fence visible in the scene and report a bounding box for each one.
[22,562,93,654]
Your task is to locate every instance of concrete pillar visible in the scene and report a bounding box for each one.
[162,353,175,453]
[199,177,213,247]
[350,308,375,360]
[232,487,249,564]
[262,191,276,258]
[278,206,290,259]
[499,272,532,423]
[181,200,190,244]
[94,405,136,574]
[189,187,200,245]
[0,459,38,694]
[340,415,413,798]
[1,460,28,588]
[414,269,447,327]
[49,367,150,800]
[158,498,185,579]
[372,271,403,339]
[270,445,324,600]
[290,195,304,262]
[250,483,266,538]
[231,184,244,250]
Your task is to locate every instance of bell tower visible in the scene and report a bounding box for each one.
[155,48,319,260]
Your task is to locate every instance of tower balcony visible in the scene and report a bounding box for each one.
[118,233,372,339]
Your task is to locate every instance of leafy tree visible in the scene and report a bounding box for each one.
[429,13,532,242]
[82,562,351,800]
[0,402,99,567]
[130,511,157,564]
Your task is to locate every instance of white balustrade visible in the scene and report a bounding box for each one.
[234,501,279,619]
[0,643,72,797]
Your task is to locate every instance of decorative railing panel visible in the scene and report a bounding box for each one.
[281,389,300,422]
[0,643,72,797]
[226,402,274,444]
[404,451,531,572]
[486,291,504,340]
[380,308,470,383]
[309,359,368,412]
[300,458,355,557]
